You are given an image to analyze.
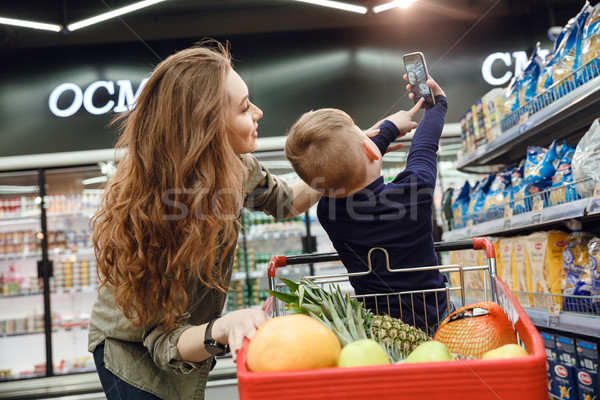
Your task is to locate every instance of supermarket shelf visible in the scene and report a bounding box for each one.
[442,198,589,240]
[0,357,238,399]
[457,74,600,172]
[526,307,600,339]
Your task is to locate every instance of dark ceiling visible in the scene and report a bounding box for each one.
[0,0,593,50]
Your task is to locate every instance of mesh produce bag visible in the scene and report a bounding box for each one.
[433,301,517,358]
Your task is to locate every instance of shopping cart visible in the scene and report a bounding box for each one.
[236,237,548,400]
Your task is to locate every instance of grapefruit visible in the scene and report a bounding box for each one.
[481,344,528,359]
[246,313,341,372]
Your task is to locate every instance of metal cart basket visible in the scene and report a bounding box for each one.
[236,237,548,400]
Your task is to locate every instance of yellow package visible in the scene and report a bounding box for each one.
[492,237,502,278]
[546,230,569,305]
[513,237,531,307]
[463,249,488,300]
[498,237,515,291]
[449,250,463,289]
[525,232,551,308]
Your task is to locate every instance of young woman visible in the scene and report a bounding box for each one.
[88,40,320,399]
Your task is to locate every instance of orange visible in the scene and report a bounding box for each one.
[246,313,341,372]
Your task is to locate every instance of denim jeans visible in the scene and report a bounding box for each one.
[93,341,162,400]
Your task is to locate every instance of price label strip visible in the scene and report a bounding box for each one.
[548,303,560,329]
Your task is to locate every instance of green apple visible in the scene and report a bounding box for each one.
[337,339,390,367]
[481,344,528,359]
[404,340,455,363]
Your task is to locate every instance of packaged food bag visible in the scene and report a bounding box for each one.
[473,100,485,143]
[547,230,570,306]
[449,250,464,289]
[451,181,471,229]
[582,3,600,76]
[562,231,598,312]
[586,237,600,295]
[483,172,508,221]
[504,76,521,114]
[498,237,515,291]
[468,175,494,224]
[518,43,545,107]
[492,237,502,277]
[463,249,487,299]
[514,237,531,307]
[550,145,579,206]
[511,163,528,214]
[524,231,568,308]
[542,3,593,92]
[572,118,600,198]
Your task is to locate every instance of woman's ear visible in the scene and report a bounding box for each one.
[362,140,380,162]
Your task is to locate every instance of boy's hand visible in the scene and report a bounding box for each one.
[384,98,423,134]
[403,74,446,98]
[365,100,422,153]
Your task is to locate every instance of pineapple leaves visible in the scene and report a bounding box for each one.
[279,277,300,293]
[264,289,298,304]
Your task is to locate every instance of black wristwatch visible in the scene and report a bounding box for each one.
[204,317,230,356]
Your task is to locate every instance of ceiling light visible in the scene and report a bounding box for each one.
[293,0,368,14]
[67,0,167,32]
[0,16,61,32]
[373,0,416,14]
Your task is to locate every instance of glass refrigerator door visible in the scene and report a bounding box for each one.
[0,170,45,380]
[44,165,105,375]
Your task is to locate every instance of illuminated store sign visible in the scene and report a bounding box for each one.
[49,79,148,117]
[481,49,550,86]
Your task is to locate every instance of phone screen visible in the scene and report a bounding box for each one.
[404,53,435,108]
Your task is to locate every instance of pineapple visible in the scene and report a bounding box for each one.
[266,277,430,362]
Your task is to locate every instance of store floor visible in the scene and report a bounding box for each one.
[0,358,239,400]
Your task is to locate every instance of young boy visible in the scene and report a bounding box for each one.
[285,77,448,331]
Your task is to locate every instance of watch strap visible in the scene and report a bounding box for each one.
[204,317,230,356]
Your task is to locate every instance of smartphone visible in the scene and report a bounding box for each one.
[403,52,435,108]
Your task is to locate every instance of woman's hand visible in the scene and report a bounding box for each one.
[213,309,269,362]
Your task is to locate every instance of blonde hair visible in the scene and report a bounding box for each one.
[285,108,366,195]
[91,40,244,332]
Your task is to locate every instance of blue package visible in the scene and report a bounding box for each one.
[519,43,545,107]
[468,175,495,223]
[525,140,557,185]
[551,146,579,205]
[483,171,509,221]
[451,181,471,229]
[511,164,529,214]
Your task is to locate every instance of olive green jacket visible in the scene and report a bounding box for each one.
[88,154,294,399]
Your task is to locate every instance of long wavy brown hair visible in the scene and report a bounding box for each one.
[91,40,244,332]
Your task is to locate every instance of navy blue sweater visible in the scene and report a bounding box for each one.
[316,96,448,329]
